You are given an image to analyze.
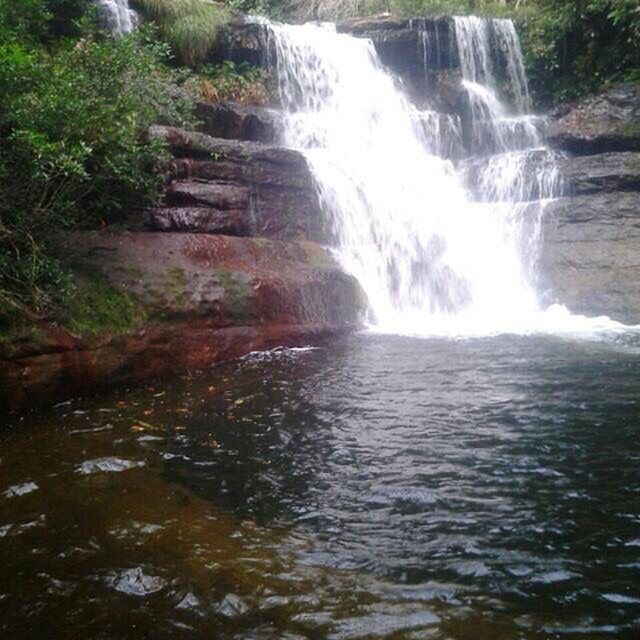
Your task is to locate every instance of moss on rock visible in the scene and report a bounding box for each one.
[63,277,148,337]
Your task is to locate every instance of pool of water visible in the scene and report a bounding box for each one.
[2,333,640,639]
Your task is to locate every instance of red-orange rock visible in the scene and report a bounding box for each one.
[0,232,365,411]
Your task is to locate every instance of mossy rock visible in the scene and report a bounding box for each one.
[62,276,148,337]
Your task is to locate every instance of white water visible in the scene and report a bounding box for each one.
[95,0,138,35]
[262,17,630,338]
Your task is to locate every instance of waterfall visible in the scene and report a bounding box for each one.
[95,0,138,35]
[259,17,622,336]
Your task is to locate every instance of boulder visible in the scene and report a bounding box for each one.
[539,191,640,323]
[148,126,324,241]
[194,101,282,144]
[546,84,640,155]
[0,232,365,410]
[211,19,274,68]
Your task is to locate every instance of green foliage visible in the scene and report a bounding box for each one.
[0,3,196,318]
[134,0,230,66]
[516,0,640,105]
[384,0,509,16]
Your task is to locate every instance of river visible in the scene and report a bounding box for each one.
[2,333,640,638]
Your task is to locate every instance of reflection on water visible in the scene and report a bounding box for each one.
[2,334,640,638]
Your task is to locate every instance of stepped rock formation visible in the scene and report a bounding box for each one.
[0,126,364,411]
[539,85,640,322]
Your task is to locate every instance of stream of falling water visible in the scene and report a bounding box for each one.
[95,0,138,35]
[265,17,628,337]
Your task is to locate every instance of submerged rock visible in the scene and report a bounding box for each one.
[3,482,39,498]
[77,457,145,475]
[215,593,250,618]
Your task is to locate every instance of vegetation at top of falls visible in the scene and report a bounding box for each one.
[132,0,231,66]
[0,1,196,327]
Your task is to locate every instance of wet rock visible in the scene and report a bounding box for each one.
[3,482,39,498]
[212,19,274,68]
[339,17,455,72]
[461,150,640,202]
[77,457,145,475]
[147,206,251,236]
[166,181,249,209]
[151,126,313,190]
[561,152,640,195]
[213,15,455,105]
[0,232,365,411]
[195,102,282,144]
[540,191,640,323]
[459,149,564,202]
[547,84,640,155]
[215,593,250,618]
[148,126,324,242]
[105,567,166,596]
[338,16,455,103]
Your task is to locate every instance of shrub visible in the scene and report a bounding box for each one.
[0,24,195,317]
[517,0,640,105]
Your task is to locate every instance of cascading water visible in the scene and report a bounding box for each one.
[261,16,624,336]
[95,0,138,35]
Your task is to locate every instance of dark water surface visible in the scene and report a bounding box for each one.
[2,333,640,639]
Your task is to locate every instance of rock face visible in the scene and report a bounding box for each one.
[0,125,364,411]
[537,83,640,323]
[148,126,324,241]
[540,191,640,323]
[546,84,640,154]
[337,16,455,101]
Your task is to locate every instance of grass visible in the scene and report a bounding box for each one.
[135,0,231,65]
